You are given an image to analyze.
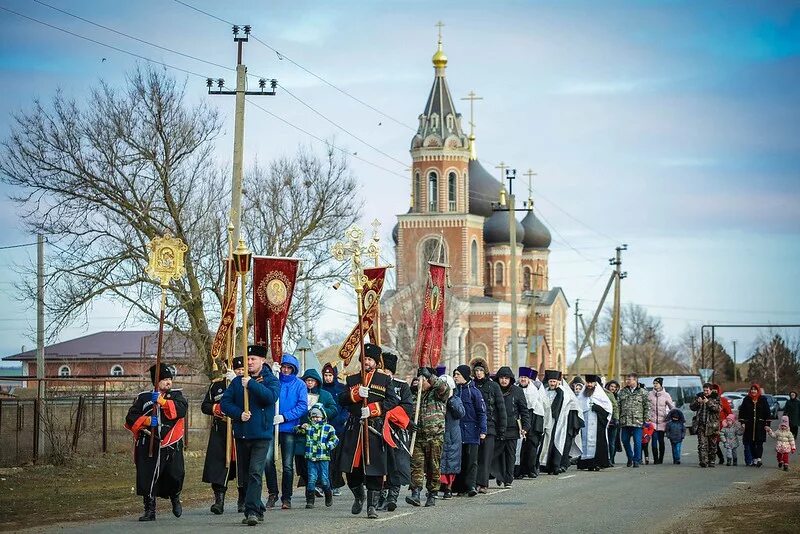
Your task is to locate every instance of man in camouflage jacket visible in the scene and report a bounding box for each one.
[406,367,450,508]
[617,373,650,467]
[690,383,721,468]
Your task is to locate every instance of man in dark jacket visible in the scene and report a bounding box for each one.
[220,345,281,526]
[471,358,507,493]
[452,364,486,496]
[201,356,245,515]
[378,351,414,512]
[785,391,800,438]
[338,343,399,519]
[125,363,188,522]
[321,362,346,492]
[265,353,308,509]
[492,366,531,488]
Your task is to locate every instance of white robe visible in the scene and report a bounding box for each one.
[538,380,584,467]
[577,387,613,460]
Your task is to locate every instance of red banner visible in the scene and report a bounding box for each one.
[252,256,300,363]
[210,259,237,364]
[338,267,387,365]
[414,263,447,368]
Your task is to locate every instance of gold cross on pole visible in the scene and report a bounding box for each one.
[524,169,537,209]
[368,219,381,267]
[460,91,483,138]
[436,21,445,43]
[331,225,369,292]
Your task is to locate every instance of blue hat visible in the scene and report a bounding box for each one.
[435,365,446,377]
[518,366,534,379]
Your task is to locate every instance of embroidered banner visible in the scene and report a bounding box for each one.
[210,259,238,364]
[338,266,387,365]
[253,256,300,362]
[413,263,447,368]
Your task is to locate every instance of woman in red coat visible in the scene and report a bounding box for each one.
[711,384,731,465]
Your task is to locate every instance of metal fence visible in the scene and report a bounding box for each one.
[0,376,213,467]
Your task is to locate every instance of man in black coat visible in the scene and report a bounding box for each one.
[377,351,413,512]
[125,363,188,521]
[337,343,399,519]
[201,356,245,514]
[492,366,531,487]
[471,358,507,493]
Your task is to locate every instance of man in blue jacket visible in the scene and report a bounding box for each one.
[264,353,308,509]
[220,345,280,526]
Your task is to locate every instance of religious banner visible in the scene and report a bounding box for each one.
[337,266,387,365]
[210,258,238,363]
[252,256,300,362]
[413,262,447,368]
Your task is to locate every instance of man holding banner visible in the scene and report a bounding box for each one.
[337,343,398,519]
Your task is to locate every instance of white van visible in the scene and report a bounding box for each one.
[639,375,704,420]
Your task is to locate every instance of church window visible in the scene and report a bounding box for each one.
[430,113,439,130]
[495,262,504,286]
[472,343,488,361]
[448,172,457,211]
[110,364,124,376]
[446,114,454,131]
[414,171,421,212]
[428,171,438,212]
[523,266,532,291]
[420,237,447,276]
[59,365,71,377]
[471,239,479,285]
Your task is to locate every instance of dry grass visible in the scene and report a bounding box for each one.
[0,450,209,532]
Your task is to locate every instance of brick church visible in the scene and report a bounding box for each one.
[381,31,569,374]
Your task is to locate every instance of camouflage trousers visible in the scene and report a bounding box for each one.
[697,430,717,465]
[410,437,443,492]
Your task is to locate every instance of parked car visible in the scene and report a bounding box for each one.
[722,392,745,411]
[774,394,790,411]
[639,375,703,421]
[762,394,779,420]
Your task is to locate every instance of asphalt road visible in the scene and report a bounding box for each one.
[26,436,780,534]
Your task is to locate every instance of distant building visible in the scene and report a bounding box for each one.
[2,330,196,383]
[381,32,569,373]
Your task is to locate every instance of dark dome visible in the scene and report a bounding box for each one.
[392,221,399,245]
[468,159,503,217]
[521,210,551,249]
[483,210,524,245]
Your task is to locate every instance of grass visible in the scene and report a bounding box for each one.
[0,450,209,532]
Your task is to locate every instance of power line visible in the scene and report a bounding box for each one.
[0,4,209,79]
[171,0,235,26]
[0,241,38,251]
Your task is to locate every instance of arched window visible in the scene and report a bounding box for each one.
[523,266,532,291]
[420,237,447,275]
[471,343,488,361]
[414,171,421,212]
[495,262,504,286]
[448,172,457,211]
[110,365,124,377]
[58,365,71,377]
[470,240,479,285]
[446,114,454,131]
[428,171,438,212]
[430,113,439,130]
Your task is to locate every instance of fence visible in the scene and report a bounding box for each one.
[0,376,214,467]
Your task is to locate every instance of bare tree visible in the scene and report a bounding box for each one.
[1,66,361,376]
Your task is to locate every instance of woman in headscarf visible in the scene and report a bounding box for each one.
[737,383,771,467]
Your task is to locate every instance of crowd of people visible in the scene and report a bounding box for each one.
[124,345,799,525]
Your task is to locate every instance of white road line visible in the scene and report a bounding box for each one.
[558,474,576,480]
[486,488,512,494]
[374,511,414,523]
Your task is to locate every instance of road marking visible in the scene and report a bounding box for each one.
[374,511,414,522]
[558,474,576,480]
[734,481,749,484]
[487,488,512,494]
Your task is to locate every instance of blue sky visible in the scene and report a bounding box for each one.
[0,0,798,363]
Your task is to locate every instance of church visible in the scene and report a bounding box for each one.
[380,31,569,374]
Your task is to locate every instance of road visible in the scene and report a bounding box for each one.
[24,436,780,534]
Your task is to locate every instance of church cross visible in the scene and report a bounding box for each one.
[436,21,445,44]
[524,169,537,209]
[460,90,483,137]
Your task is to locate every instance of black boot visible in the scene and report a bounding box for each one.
[366,489,379,519]
[726,458,732,467]
[386,486,399,511]
[237,486,246,513]
[324,488,333,507]
[305,490,315,509]
[210,488,225,515]
[138,496,156,522]
[377,489,388,511]
[170,493,182,518]
[350,485,365,515]
[424,491,436,507]
[405,487,421,507]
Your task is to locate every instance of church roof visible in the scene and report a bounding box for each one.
[520,209,552,249]
[468,159,502,217]
[483,209,524,245]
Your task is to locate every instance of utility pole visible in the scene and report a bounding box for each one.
[574,299,580,372]
[207,25,277,247]
[36,234,45,462]
[690,335,696,372]
[607,244,628,380]
[732,340,737,383]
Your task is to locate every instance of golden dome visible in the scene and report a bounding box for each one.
[432,43,448,69]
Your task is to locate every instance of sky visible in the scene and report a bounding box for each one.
[0,0,798,365]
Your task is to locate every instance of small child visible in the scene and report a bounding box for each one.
[720,413,744,466]
[642,421,655,464]
[296,403,339,508]
[665,409,686,465]
[765,415,796,472]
